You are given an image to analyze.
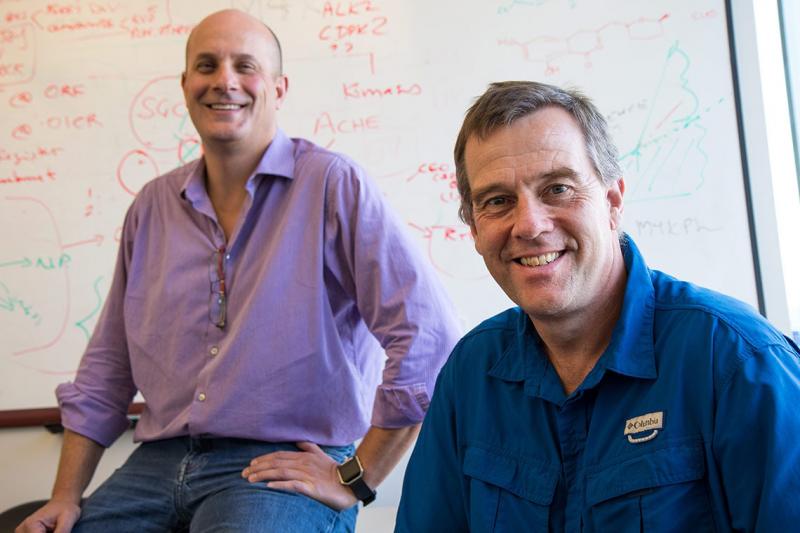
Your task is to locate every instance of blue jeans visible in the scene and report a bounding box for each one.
[73,437,358,533]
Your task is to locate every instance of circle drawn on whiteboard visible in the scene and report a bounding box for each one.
[129,75,195,152]
[0,197,70,362]
[117,149,159,197]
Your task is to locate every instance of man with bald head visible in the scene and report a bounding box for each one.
[18,9,459,533]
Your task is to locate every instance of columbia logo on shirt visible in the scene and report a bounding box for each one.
[624,411,664,443]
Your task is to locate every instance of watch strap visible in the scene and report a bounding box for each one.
[347,476,376,506]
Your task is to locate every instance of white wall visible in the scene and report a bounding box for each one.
[0,429,137,513]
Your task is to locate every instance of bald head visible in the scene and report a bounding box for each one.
[185,9,283,77]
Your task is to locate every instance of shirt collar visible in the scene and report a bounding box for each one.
[487,311,565,403]
[597,235,657,381]
[488,310,540,383]
[249,128,296,182]
[180,128,296,202]
[488,235,657,396]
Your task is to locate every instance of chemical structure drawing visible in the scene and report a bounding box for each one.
[497,13,668,74]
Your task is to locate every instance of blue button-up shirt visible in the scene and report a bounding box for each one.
[397,237,800,532]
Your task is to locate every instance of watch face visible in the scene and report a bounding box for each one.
[338,457,363,483]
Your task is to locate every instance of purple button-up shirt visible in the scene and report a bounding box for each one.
[57,130,461,447]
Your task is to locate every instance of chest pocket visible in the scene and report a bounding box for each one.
[585,440,714,532]
[462,446,559,532]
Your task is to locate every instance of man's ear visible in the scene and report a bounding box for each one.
[181,71,186,88]
[607,178,625,230]
[470,220,483,255]
[274,75,289,109]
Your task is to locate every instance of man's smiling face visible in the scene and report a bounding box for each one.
[181,10,286,154]
[466,106,624,324]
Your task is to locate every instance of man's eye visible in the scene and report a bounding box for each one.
[238,63,256,72]
[550,184,569,195]
[485,196,507,207]
[196,62,214,72]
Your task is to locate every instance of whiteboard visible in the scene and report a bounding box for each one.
[0,0,757,411]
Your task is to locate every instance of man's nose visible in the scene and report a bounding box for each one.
[511,196,553,240]
[212,64,239,91]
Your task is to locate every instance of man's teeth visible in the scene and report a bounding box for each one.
[519,252,560,267]
[210,104,242,110]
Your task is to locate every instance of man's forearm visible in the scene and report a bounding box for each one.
[355,424,421,490]
[50,429,105,503]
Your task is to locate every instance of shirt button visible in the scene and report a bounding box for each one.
[209,346,220,356]
[198,393,206,402]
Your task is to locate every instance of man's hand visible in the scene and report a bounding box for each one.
[242,442,358,511]
[15,499,81,533]
[18,429,103,533]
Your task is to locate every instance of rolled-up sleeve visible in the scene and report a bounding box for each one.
[323,158,461,428]
[56,206,139,447]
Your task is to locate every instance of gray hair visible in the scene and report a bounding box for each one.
[454,81,622,225]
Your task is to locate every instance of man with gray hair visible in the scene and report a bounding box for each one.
[396,81,800,531]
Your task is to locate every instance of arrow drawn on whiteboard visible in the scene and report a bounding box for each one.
[0,258,33,268]
[63,234,105,249]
